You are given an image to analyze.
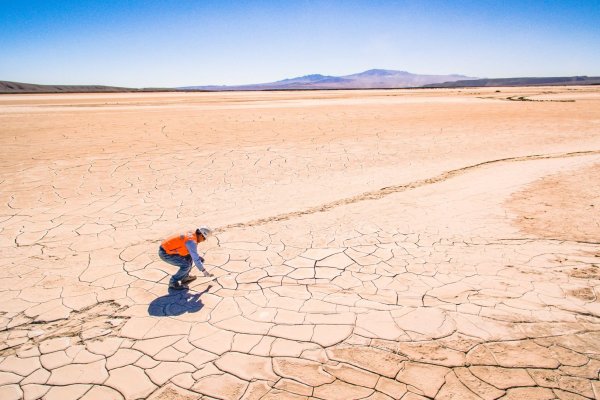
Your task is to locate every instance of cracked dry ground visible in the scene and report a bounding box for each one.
[1,88,600,400]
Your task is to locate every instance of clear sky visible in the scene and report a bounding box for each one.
[1,0,599,87]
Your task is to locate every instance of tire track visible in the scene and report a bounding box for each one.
[217,150,600,231]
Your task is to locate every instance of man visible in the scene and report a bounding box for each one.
[159,226,213,290]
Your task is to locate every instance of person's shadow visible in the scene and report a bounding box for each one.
[148,285,212,316]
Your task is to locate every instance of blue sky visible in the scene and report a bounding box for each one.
[1,0,599,87]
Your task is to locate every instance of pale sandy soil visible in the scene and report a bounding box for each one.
[507,162,600,243]
[0,87,599,399]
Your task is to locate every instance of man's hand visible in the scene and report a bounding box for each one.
[203,270,214,278]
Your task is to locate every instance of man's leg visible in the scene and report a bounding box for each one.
[171,256,193,285]
[159,247,193,285]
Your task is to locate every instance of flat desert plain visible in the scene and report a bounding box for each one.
[0,87,599,400]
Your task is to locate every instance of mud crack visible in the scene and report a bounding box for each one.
[217,150,600,232]
[0,301,130,356]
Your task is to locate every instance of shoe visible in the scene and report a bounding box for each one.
[181,275,197,284]
[169,281,187,290]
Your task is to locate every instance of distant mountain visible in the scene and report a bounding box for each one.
[423,76,600,88]
[275,74,349,85]
[181,69,476,91]
[4,72,600,94]
[0,80,181,94]
[0,80,145,94]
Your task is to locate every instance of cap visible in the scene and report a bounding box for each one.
[196,226,212,240]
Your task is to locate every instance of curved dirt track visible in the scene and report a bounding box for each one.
[1,87,600,400]
[219,149,600,232]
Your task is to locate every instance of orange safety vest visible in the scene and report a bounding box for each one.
[161,232,197,256]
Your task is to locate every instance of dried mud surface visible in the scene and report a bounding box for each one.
[507,162,600,243]
[1,87,600,400]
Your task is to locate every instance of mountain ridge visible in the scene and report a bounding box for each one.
[3,70,600,94]
[181,69,476,91]
[0,80,172,94]
[423,76,600,87]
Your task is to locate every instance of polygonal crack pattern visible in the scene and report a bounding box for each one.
[1,90,600,400]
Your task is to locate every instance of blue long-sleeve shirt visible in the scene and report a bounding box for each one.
[185,240,205,271]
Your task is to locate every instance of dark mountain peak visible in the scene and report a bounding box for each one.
[301,74,328,80]
[276,74,333,84]
[351,69,411,77]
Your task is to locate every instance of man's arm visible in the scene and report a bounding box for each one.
[185,240,211,276]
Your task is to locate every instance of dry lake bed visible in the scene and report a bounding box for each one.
[0,87,599,399]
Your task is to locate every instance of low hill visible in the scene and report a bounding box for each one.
[423,76,600,88]
[0,80,146,94]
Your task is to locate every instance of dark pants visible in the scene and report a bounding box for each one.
[159,246,193,284]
